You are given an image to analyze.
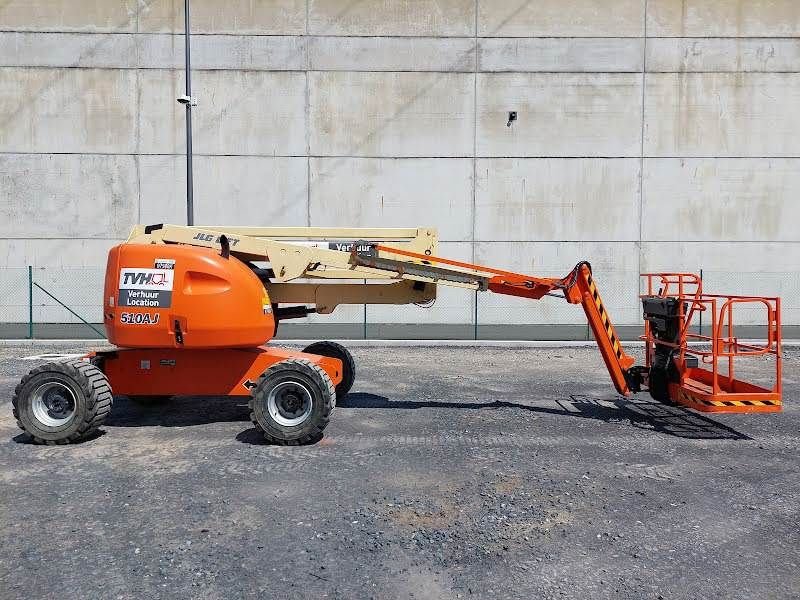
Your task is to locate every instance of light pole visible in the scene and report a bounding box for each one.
[176,0,196,226]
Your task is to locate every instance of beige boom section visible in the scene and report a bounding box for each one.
[126,224,495,314]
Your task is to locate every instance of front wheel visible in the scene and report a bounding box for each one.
[249,359,335,445]
[12,359,113,444]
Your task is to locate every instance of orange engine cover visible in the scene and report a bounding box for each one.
[104,243,275,349]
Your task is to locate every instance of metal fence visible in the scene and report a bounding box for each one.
[0,267,105,338]
[0,266,798,340]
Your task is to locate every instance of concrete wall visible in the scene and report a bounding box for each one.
[1,0,799,338]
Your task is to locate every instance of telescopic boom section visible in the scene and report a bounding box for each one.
[366,245,636,395]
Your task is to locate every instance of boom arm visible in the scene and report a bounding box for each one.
[127,224,638,395]
[358,244,637,395]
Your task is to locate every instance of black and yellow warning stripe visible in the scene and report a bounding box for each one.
[675,389,779,407]
[697,397,779,407]
[586,274,624,360]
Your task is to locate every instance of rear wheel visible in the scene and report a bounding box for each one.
[302,341,355,400]
[249,358,335,445]
[12,359,113,444]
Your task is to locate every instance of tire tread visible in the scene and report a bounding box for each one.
[11,358,113,444]
[248,358,335,446]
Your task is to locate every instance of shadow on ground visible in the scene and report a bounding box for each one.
[235,428,323,446]
[343,392,750,441]
[95,392,750,441]
[12,430,106,446]
[104,395,251,428]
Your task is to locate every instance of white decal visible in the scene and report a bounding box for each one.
[120,312,161,325]
[119,268,174,291]
[154,258,176,270]
[119,268,174,308]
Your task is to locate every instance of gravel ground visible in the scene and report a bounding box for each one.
[0,342,798,600]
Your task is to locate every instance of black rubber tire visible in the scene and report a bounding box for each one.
[648,366,672,403]
[12,359,113,445]
[648,347,679,404]
[249,358,335,445]
[302,341,355,399]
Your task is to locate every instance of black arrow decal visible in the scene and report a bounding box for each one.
[242,379,257,391]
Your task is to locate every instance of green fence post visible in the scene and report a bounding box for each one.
[28,265,33,339]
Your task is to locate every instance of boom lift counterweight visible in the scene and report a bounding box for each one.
[11,225,782,446]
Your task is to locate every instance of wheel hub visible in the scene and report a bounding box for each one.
[267,381,313,427]
[283,393,301,411]
[31,382,77,427]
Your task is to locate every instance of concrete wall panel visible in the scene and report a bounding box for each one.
[309,158,473,241]
[137,34,307,71]
[648,0,800,37]
[138,70,307,155]
[475,242,640,324]
[139,155,308,226]
[139,0,306,34]
[310,72,474,157]
[478,0,645,37]
[309,37,475,72]
[644,73,800,157]
[475,159,640,242]
[0,68,137,154]
[642,159,800,242]
[647,38,800,74]
[0,33,137,68]
[138,155,184,224]
[477,74,642,157]
[0,154,137,239]
[0,239,123,268]
[309,0,475,36]
[479,38,643,73]
[137,70,185,154]
[0,0,136,32]
[641,241,800,272]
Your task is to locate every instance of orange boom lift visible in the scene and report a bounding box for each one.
[11,225,782,445]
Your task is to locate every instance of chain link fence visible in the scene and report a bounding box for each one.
[0,266,797,339]
[0,267,105,339]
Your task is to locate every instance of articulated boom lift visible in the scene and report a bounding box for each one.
[12,225,782,446]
